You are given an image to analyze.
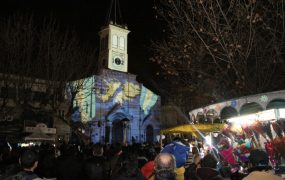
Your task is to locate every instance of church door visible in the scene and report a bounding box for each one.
[146,125,154,143]
[112,121,124,143]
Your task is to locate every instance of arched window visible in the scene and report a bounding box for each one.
[112,35,118,48]
[119,37,125,50]
[206,109,219,123]
[196,112,205,123]
[266,99,285,109]
[220,106,238,120]
[240,102,263,115]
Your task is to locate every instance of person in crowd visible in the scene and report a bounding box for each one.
[218,162,232,179]
[137,148,149,169]
[5,148,42,180]
[83,143,109,180]
[36,144,58,179]
[36,148,56,180]
[161,136,190,180]
[150,153,176,180]
[141,147,157,179]
[196,153,223,180]
[107,143,123,177]
[55,144,83,180]
[243,149,282,180]
[184,153,201,180]
[191,146,199,156]
[0,146,21,179]
[111,154,145,180]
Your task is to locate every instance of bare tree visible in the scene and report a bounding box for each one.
[151,0,285,108]
[0,14,97,129]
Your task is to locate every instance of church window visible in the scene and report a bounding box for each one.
[119,37,125,50]
[112,35,118,48]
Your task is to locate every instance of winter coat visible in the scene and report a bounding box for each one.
[196,167,223,180]
[141,161,155,179]
[184,163,199,180]
[83,156,109,180]
[176,167,185,180]
[55,155,83,180]
[4,170,42,180]
[148,166,185,180]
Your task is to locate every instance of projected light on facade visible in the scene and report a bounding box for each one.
[70,69,160,144]
[140,86,158,115]
[70,77,96,123]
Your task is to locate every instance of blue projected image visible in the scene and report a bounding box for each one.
[140,86,158,115]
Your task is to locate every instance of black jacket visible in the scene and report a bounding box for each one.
[196,167,223,180]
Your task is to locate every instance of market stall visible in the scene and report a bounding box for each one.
[161,123,225,137]
[218,108,285,167]
[23,123,56,142]
[160,123,225,150]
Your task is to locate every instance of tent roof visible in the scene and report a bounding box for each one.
[161,123,225,136]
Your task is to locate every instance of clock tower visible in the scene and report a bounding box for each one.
[98,22,130,72]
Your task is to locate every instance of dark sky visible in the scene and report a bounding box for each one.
[0,0,165,92]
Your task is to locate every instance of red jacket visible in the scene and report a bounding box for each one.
[140,160,155,179]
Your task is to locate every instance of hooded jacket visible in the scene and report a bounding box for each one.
[161,141,190,168]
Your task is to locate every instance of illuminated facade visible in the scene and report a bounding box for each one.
[72,23,161,144]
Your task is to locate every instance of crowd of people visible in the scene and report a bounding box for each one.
[0,136,283,180]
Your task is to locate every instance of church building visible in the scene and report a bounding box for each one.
[71,22,161,144]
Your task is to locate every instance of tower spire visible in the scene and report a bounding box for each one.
[106,0,124,26]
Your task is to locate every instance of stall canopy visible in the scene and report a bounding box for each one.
[24,123,56,142]
[24,131,55,141]
[161,123,225,137]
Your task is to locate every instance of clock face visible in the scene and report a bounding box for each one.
[113,56,124,66]
[109,52,127,72]
[114,57,122,65]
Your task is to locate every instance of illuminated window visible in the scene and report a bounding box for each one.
[112,35,118,48]
[119,37,125,50]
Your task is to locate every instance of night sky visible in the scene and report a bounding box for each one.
[0,0,165,92]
